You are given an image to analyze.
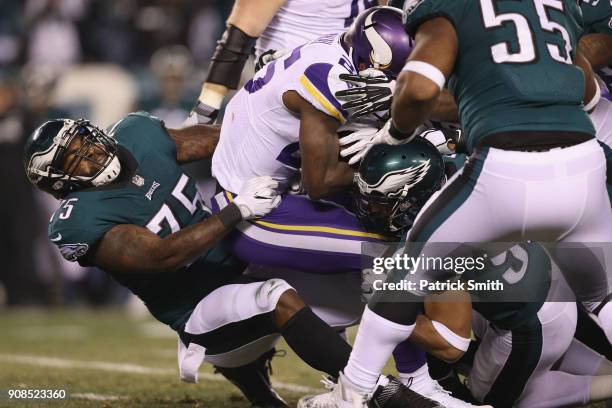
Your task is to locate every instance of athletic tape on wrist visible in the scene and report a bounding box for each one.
[431,320,470,352]
[217,202,243,228]
[389,120,416,141]
[584,79,601,112]
[402,61,446,91]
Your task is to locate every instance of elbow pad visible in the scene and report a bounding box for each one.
[206,24,257,90]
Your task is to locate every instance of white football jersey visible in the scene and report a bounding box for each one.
[212,34,357,193]
[255,0,375,57]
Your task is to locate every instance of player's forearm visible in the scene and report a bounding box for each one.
[429,89,459,123]
[391,72,441,134]
[153,206,242,271]
[94,204,243,274]
[579,34,612,70]
[303,162,355,200]
[167,125,220,163]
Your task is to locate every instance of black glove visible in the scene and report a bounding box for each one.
[335,70,395,118]
[255,49,287,72]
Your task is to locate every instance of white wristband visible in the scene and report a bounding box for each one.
[431,320,470,352]
[584,79,600,113]
[402,61,446,91]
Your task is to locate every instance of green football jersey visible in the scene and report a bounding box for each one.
[461,242,551,330]
[48,112,246,329]
[404,0,595,152]
[581,0,612,35]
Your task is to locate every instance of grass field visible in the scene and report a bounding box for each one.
[0,309,609,408]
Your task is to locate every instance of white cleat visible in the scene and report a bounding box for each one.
[298,373,369,408]
[418,380,492,408]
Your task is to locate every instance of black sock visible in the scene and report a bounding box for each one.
[280,307,352,377]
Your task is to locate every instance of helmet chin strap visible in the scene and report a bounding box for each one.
[91,155,121,186]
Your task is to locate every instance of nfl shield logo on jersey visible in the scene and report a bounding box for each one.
[59,243,89,262]
[131,175,145,187]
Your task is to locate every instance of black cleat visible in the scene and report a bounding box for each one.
[214,348,288,407]
[369,375,443,408]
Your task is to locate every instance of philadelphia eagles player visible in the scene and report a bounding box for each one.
[302,0,612,406]
[23,112,370,407]
[310,142,612,407]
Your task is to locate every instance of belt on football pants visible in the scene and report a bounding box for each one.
[479,131,594,152]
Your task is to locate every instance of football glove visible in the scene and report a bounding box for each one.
[335,68,395,119]
[183,100,219,126]
[234,176,282,220]
[338,125,380,166]
[255,49,288,72]
[340,120,418,166]
[420,127,463,155]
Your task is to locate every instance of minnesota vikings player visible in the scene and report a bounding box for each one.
[211,7,412,274]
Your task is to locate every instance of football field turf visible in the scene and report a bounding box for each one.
[0,309,608,408]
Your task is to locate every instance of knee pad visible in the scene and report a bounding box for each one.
[255,279,294,311]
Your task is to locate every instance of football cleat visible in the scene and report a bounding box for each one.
[418,381,491,408]
[298,374,445,408]
[297,372,369,408]
[369,375,443,408]
[214,348,287,407]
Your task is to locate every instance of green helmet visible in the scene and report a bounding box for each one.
[23,118,120,199]
[354,136,446,236]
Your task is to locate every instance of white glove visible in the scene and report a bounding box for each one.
[420,128,456,155]
[233,176,281,220]
[341,120,416,166]
[339,126,380,166]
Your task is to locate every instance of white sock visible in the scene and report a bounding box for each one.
[398,363,436,394]
[344,306,415,393]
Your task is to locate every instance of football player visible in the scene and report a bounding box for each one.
[328,143,612,407]
[23,113,360,407]
[184,0,381,126]
[210,7,412,274]
[302,0,612,406]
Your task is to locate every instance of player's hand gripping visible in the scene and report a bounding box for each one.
[233,176,282,220]
[255,49,288,72]
[335,68,396,119]
[183,100,220,126]
[340,120,418,166]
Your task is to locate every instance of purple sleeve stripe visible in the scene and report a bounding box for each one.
[303,63,346,116]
